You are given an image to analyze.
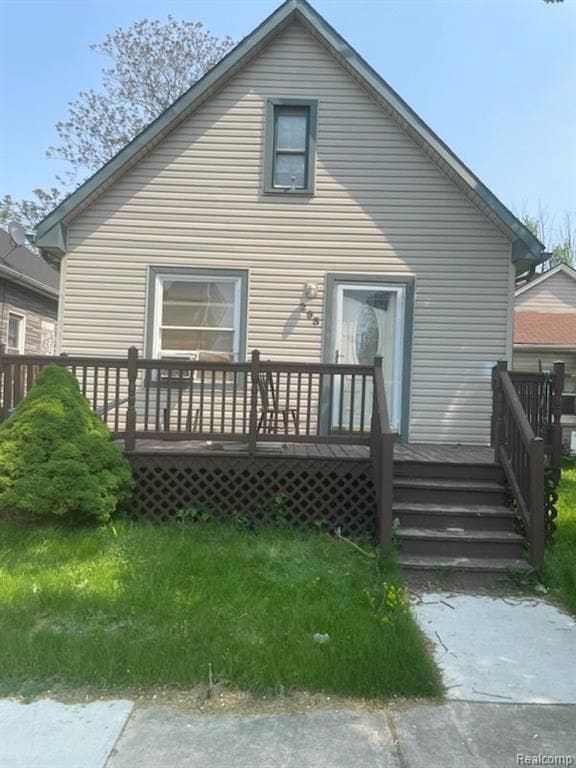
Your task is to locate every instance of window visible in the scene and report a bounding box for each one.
[264,98,318,194]
[149,269,248,363]
[7,313,25,353]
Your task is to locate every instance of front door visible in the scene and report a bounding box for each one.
[330,282,406,433]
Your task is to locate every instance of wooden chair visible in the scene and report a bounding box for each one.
[257,371,298,434]
[163,403,200,433]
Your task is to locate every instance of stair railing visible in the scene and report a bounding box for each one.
[493,360,545,568]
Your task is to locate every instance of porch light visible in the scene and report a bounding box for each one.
[303,282,318,300]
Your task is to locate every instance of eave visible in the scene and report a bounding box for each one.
[0,262,59,300]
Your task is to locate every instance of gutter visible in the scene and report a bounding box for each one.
[0,262,59,300]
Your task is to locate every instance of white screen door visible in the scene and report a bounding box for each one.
[332,283,405,432]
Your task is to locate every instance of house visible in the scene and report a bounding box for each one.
[514,263,576,450]
[0,229,59,355]
[20,0,564,579]
[34,0,545,448]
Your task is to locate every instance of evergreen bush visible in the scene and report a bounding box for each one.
[0,364,134,523]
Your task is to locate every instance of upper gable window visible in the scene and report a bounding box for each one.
[264,98,318,195]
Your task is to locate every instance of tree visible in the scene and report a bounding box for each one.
[2,17,234,229]
[48,17,234,172]
[0,188,64,233]
[550,211,575,268]
[520,207,575,270]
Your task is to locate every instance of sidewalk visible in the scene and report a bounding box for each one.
[105,701,576,768]
[1,699,574,768]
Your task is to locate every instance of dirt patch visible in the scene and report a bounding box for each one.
[6,682,437,715]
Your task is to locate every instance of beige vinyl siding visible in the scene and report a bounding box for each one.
[62,20,512,444]
[516,272,576,312]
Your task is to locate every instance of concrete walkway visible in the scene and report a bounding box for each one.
[2,593,575,767]
[412,592,576,704]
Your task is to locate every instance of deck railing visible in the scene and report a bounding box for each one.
[0,346,395,549]
[492,360,565,568]
[510,365,565,481]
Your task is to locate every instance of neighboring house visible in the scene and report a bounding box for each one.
[514,263,576,449]
[0,229,59,355]
[35,0,545,446]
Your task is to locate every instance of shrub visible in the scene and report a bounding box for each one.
[0,364,134,523]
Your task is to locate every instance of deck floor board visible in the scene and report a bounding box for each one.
[125,439,495,465]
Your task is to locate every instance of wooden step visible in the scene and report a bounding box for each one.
[394,477,506,505]
[393,502,515,531]
[397,527,525,559]
[398,554,533,588]
[394,461,504,483]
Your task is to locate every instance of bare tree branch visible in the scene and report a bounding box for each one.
[47,16,234,173]
[4,16,234,229]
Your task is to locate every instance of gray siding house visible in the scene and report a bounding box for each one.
[35,0,545,446]
[0,229,59,355]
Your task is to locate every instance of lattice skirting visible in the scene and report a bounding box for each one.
[127,453,376,539]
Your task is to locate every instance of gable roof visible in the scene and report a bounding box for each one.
[515,263,576,297]
[0,229,59,299]
[35,0,545,267]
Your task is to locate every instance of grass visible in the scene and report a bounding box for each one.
[542,458,576,614]
[0,521,442,700]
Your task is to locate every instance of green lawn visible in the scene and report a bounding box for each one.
[543,459,576,614]
[0,522,441,700]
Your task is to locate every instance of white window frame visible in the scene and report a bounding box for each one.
[152,272,243,362]
[7,312,26,354]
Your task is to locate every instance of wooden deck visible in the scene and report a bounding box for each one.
[126,439,495,465]
[1,350,562,570]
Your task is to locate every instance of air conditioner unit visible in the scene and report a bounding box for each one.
[155,352,199,383]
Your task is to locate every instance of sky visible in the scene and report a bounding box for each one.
[0,0,575,227]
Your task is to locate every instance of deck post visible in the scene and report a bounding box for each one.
[248,349,260,455]
[529,436,546,569]
[550,361,565,480]
[493,360,508,464]
[371,356,393,551]
[124,346,138,453]
[370,356,383,461]
[378,432,394,551]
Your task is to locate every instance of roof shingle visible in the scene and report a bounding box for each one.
[514,311,576,346]
[0,229,59,293]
